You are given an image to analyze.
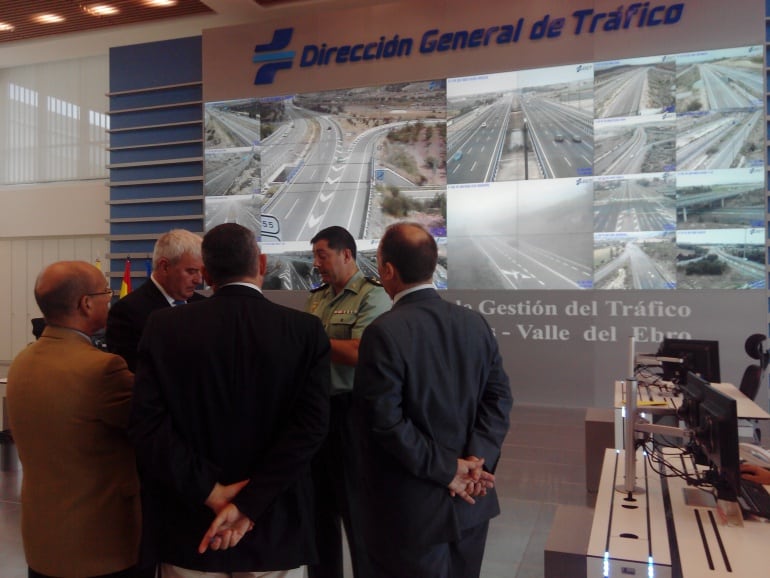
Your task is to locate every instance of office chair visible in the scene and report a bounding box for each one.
[739,363,762,401]
[739,333,767,442]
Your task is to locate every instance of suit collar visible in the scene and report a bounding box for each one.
[393,287,439,306]
[212,284,265,298]
[40,325,93,344]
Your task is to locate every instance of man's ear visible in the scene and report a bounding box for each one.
[380,260,395,282]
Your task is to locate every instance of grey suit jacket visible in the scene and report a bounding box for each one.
[352,288,512,547]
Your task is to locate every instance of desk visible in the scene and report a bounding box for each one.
[614,380,770,420]
[587,449,672,577]
[588,448,770,577]
[612,380,770,448]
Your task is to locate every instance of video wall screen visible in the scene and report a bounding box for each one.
[203,44,764,291]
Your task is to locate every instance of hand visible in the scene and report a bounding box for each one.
[741,463,770,485]
[204,480,249,514]
[464,456,494,497]
[448,457,495,505]
[198,503,254,553]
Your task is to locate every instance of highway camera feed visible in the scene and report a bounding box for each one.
[204,44,763,290]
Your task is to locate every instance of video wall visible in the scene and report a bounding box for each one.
[203,44,764,291]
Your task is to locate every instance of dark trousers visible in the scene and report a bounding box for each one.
[29,566,155,578]
[368,520,490,578]
[309,393,372,578]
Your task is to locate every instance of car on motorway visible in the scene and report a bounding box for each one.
[452,150,463,161]
[554,133,564,142]
[481,121,487,128]
[572,134,582,142]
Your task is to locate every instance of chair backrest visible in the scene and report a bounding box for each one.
[739,364,762,401]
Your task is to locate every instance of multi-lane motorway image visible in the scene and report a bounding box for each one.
[594,232,676,290]
[676,46,763,113]
[676,168,764,229]
[676,110,763,170]
[594,174,675,233]
[205,82,447,243]
[447,179,593,290]
[594,56,675,118]
[594,114,675,175]
[448,64,594,183]
[674,228,765,289]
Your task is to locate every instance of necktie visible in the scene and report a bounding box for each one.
[172,300,186,306]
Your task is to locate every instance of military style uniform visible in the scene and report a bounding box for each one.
[306,270,391,395]
[306,269,390,578]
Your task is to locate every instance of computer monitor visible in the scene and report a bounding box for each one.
[679,372,740,501]
[658,338,721,383]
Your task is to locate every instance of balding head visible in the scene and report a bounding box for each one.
[378,222,437,284]
[35,261,111,335]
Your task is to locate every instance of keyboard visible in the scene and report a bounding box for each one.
[738,479,770,519]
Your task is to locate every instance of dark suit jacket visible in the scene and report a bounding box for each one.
[129,284,330,572]
[105,279,206,372]
[7,327,140,577]
[352,288,512,549]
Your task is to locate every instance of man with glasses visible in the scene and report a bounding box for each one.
[106,228,205,372]
[6,261,146,578]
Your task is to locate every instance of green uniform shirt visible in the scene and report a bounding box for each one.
[306,270,391,395]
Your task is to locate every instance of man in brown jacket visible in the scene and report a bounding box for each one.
[7,261,143,578]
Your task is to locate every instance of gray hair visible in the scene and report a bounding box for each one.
[152,229,202,269]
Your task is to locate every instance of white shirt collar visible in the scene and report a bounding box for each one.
[220,281,263,293]
[150,274,177,306]
[393,283,433,304]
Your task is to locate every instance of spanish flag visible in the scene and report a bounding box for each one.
[120,258,132,298]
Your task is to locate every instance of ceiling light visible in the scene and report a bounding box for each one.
[82,4,120,16]
[0,22,15,32]
[33,13,66,24]
[142,0,178,7]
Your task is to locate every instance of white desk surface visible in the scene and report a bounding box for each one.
[662,447,770,576]
[587,448,672,577]
[614,380,770,420]
[589,448,770,577]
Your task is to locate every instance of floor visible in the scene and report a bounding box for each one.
[0,404,595,578]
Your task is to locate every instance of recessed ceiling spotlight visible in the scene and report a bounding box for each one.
[33,13,66,24]
[142,0,178,7]
[82,4,120,16]
[0,22,15,32]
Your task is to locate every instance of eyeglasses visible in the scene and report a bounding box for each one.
[86,288,116,298]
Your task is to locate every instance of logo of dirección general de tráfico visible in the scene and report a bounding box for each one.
[253,28,295,86]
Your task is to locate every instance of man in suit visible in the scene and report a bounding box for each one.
[130,223,330,578]
[7,261,143,578]
[352,222,513,578]
[106,228,205,372]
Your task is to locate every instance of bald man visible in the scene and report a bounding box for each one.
[7,261,144,578]
[352,223,512,578]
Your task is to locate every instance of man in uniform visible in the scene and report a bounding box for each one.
[305,226,391,578]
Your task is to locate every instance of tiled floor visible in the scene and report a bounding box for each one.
[0,404,595,578]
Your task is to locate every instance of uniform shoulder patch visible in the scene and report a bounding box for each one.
[365,276,383,286]
[310,283,329,293]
